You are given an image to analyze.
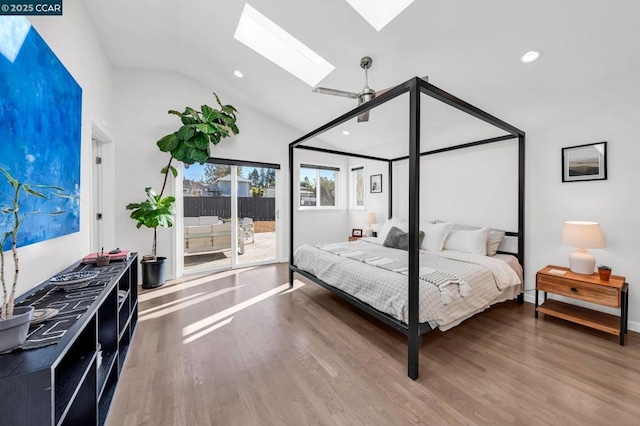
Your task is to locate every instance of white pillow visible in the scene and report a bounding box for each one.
[443,226,490,255]
[421,222,453,252]
[435,219,505,256]
[377,218,408,242]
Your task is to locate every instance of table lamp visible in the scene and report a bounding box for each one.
[364,212,377,237]
[560,221,606,274]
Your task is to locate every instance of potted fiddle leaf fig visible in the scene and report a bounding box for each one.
[127,93,238,288]
[0,166,73,351]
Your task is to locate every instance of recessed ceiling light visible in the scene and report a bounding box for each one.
[344,0,415,31]
[234,70,244,78]
[234,3,335,86]
[342,130,350,135]
[521,49,543,64]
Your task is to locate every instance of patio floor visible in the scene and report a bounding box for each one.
[183,231,276,274]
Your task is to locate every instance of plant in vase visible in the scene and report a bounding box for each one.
[126,93,239,288]
[0,166,74,351]
[597,264,612,281]
[96,247,111,267]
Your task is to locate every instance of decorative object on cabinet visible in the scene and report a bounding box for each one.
[562,142,607,182]
[535,265,628,345]
[364,212,377,237]
[127,94,239,288]
[370,174,382,193]
[560,221,606,274]
[598,264,612,281]
[352,228,363,237]
[0,254,139,425]
[0,166,74,351]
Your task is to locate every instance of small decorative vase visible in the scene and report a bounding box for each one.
[598,269,611,281]
[96,255,111,267]
[0,306,35,352]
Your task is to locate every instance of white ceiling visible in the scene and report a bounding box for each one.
[84,0,640,155]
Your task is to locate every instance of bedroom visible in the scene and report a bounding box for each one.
[0,0,638,424]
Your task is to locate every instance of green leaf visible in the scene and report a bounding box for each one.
[0,167,18,189]
[213,92,223,107]
[201,105,221,122]
[23,184,47,198]
[177,125,195,141]
[222,105,237,114]
[157,133,179,152]
[194,123,216,134]
[192,133,209,150]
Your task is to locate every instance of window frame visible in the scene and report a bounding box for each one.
[350,165,366,210]
[298,162,340,210]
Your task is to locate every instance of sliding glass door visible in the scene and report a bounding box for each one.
[182,160,279,274]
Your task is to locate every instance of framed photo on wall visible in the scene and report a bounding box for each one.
[562,142,607,182]
[370,174,382,193]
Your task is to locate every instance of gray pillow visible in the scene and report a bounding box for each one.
[383,226,425,251]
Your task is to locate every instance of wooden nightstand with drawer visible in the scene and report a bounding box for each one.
[536,265,629,345]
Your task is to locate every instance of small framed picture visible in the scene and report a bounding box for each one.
[370,174,382,193]
[562,142,607,182]
[352,228,363,237]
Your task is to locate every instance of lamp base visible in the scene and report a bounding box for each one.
[568,248,596,275]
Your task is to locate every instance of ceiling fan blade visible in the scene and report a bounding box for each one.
[357,110,370,123]
[312,87,360,99]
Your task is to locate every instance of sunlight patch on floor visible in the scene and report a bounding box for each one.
[183,317,234,344]
[182,281,304,338]
[139,292,206,315]
[139,267,257,302]
[139,285,244,321]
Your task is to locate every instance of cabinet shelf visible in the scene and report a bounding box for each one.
[97,350,118,399]
[0,254,138,426]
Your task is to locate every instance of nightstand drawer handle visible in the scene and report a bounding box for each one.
[570,287,577,293]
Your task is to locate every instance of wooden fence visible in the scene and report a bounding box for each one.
[184,197,275,221]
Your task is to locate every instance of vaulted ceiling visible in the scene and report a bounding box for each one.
[84,0,640,155]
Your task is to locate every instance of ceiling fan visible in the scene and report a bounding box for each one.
[312,56,391,123]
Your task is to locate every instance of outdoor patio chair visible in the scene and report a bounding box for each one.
[241,217,255,244]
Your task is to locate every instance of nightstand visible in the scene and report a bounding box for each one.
[536,265,629,345]
[348,236,361,242]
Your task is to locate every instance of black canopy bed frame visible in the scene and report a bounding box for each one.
[288,77,525,380]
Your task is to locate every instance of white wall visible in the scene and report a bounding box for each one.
[347,159,389,234]
[112,68,300,278]
[293,151,349,250]
[8,0,114,298]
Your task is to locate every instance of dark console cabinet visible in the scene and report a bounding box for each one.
[0,254,138,426]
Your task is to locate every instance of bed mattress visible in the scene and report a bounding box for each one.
[294,239,522,331]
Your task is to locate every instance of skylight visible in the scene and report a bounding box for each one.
[234,3,334,87]
[344,0,415,31]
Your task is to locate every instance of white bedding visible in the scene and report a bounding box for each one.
[294,239,522,331]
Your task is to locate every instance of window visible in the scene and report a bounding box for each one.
[351,166,365,209]
[300,164,338,208]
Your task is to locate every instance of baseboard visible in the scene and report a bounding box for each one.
[522,293,639,333]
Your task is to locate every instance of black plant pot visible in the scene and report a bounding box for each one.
[141,257,167,289]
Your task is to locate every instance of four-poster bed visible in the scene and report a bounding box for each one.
[288,77,525,380]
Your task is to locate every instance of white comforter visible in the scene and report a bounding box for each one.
[294,239,521,330]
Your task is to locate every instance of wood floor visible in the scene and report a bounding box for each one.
[108,263,640,426]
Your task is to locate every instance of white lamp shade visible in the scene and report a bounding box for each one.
[365,212,377,225]
[560,221,606,249]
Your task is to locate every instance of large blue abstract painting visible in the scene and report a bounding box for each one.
[0,17,82,250]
